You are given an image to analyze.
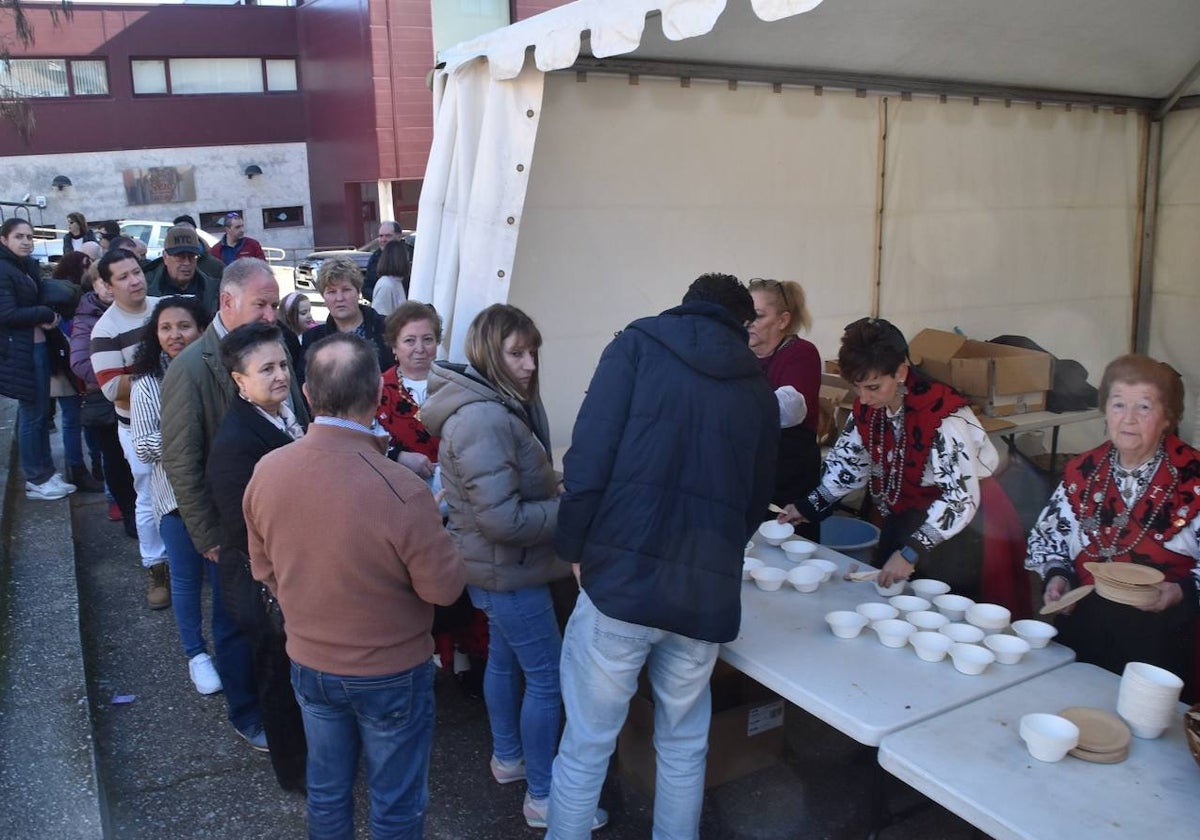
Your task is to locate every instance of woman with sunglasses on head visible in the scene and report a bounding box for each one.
[747,278,822,538]
[778,318,1016,601]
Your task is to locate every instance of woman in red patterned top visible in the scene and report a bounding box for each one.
[377,301,442,473]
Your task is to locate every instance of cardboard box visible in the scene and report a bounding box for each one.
[617,661,785,795]
[908,329,1052,417]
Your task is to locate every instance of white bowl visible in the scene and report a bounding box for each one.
[872,619,916,648]
[984,634,1031,665]
[939,623,985,645]
[1011,619,1058,649]
[907,610,950,632]
[757,520,795,546]
[910,631,953,662]
[802,557,839,583]
[742,555,765,581]
[873,579,907,597]
[856,602,900,623]
[826,610,870,639]
[910,579,952,600]
[888,595,932,616]
[965,602,1011,632]
[781,539,818,562]
[932,594,975,622]
[786,565,823,593]
[1019,713,1080,762]
[948,643,996,675]
[750,566,787,592]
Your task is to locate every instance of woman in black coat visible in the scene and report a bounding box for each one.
[0,218,74,499]
[206,322,307,793]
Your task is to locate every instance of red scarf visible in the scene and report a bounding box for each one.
[852,372,969,515]
[1062,434,1200,584]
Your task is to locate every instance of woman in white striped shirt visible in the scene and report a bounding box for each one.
[129,296,233,699]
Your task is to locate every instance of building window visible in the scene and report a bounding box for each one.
[200,211,242,233]
[0,58,108,98]
[132,58,299,95]
[262,206,305,229]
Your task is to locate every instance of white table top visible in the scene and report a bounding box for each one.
[877,662,1199,840]
[721,540,1075,746]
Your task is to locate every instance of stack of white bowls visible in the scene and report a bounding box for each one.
[1116,661,1184,738]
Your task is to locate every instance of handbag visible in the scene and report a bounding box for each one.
[39,277,81,319]
[80,390,116,428]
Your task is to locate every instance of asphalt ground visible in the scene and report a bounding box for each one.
[64,473,978,840]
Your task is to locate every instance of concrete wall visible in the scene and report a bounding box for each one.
[0,142,315,253]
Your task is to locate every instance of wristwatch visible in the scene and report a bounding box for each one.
[899,545,919,566]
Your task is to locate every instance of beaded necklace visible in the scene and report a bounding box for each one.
[866,406,905,516]
[1077,445,1177,561]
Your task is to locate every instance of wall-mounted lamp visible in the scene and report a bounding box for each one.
[244,164,263,179]
[51,175,72,191]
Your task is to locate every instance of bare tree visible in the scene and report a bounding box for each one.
[1,0,73,143]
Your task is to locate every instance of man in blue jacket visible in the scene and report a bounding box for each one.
[547,273,777,839]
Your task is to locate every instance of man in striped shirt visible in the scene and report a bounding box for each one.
[90,248,169,609]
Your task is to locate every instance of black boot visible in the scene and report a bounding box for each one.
[69,465,106,493]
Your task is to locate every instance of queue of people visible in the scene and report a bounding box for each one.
[5,212,1200,839]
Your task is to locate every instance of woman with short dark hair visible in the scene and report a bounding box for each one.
[63,211,98,255]
[369,239,411,318]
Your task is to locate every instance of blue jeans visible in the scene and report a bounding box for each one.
[158,512,258,731]
[548,591,719,840]
[291,660,435,840]
[467,584,563,800]
[57,393,83,468]
[17,343,54,484]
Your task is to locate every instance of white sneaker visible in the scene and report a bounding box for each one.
[188,653,223,695]
[46,473,77,494]
[490,754,526,784]
[25,479,70,501]
[523,792,608,831]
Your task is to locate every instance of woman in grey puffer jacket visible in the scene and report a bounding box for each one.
[421,304,584,830]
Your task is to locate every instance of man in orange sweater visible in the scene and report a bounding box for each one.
[244,332,466,839]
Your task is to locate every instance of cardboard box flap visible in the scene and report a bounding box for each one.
[908,329,967,384]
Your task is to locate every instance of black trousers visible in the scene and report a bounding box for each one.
[874,506,984,601]
[219,551,307,792]
[90,421,135,517]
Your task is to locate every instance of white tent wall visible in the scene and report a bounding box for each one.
[879,96,1142,452]
[1149,108,1200,446]
[508,73,879,450]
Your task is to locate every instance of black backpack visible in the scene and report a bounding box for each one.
[989,334,1098,413]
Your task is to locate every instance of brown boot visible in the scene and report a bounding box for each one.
[147,563,171,610]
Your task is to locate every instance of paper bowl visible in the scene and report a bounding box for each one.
[856,602,900,623]
[787,565,823,593]
[910,579,952,600]
[1019,713,1080,762]
[965,602,1011,632]
[873,579,907,597]
[907,610,950,632]
[826,610,869,639]
[932,593,975,622]
[948,643,996,675]
[1011,619,1058,649]
[757,520,795,546]
[888,595,932,616]
[750,566,787,592]
[984,634,1031,665]
[802,557,839,583]
[872,619,916,649]
[910,631,953,662]
[742,555,765,581]
[939,623,985,645]
[781,539,818,563]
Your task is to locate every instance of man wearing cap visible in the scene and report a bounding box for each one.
[146,225,221,317]
[211,213,266,266]
[162,215,225,279]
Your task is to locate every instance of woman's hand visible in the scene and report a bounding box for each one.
[877,551,915,588]
[397,451,434,480]
[1043,575,1075,614]
[1143,581,1183,613]
[776,504,808,525]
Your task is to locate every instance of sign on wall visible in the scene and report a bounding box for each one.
[123,166,196,206]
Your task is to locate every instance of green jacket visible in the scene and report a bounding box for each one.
[145,264,221,320]
[160,322,309,552]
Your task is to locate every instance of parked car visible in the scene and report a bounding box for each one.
[294,231,414,295]
[32,227,65,272]
[119,219,220,261]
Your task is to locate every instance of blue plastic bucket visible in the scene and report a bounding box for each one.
[819,516,880,564]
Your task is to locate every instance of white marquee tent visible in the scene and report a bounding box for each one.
[411,0,1200,450]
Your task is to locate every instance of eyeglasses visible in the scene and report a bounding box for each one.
[167,252,198,262]
[748,277,791,312]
